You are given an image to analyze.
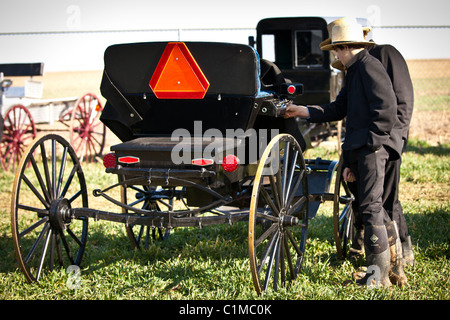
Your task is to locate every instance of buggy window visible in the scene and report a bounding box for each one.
[295,30,323,68]
[261,34,276,62]
[260,30,292,70]
[259,29,324,70]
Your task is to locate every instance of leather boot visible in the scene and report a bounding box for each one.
[386,221,408,287]
[402,235,415,267]
[355,224,392,288]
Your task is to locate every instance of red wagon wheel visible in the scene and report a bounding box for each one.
[0,104,37,171]
[70,93,106,163]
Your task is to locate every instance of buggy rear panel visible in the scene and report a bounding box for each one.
[100,42,263,141]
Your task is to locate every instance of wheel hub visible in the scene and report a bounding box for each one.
[281,215,299,226]
[49,198,72,231]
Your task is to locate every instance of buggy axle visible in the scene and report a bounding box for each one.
[70,207,250,229]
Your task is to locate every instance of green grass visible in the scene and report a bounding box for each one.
[0,139,448,301]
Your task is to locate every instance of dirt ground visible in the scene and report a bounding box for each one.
[406,59,450,145]
[409,108,449,146]
[406,59,450,79]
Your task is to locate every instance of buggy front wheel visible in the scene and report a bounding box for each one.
[249,134,309,294]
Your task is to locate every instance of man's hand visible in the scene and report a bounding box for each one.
[284,104,310,119]
[343,167,356,182]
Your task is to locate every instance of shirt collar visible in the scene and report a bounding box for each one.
[345,49,367,69]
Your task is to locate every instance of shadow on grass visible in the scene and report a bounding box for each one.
[405,140,450,156]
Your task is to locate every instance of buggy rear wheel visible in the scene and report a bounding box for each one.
[333,153,355,260]
[249,134,309,294]
[0,104,37,171]
[120,181,171,249]
[10,134,88,282]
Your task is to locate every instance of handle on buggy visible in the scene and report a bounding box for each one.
[258,82,303,117]
[259,98,290,117]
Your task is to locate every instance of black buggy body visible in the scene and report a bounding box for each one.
[99,41,304,207]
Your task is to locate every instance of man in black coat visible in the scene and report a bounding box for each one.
[366,44,415,267]
[284,19,405,287]
[330,37,415,270]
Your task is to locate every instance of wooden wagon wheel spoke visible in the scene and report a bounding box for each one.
[90,120,104,130]
[21,174,50,209]
[19,217,48,239]
[23,222,49,263]
[59,163,80,199]
[249,134,309,294]
[2,135,13,142]
[35,225,53,281]
[88,130,104,147]
[11,134,89,283]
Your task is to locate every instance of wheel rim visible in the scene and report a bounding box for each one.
[333,154,355,259]
[11,134,88,282]
[1,104,37,171]
[249,134,309,294]
[120,181,171,249]
[70,93,105,163]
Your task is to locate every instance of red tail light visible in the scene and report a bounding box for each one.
[221,155,240,172]
[103,153,117,168]
[287,85,296,94]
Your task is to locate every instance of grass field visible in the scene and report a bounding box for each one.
[0,60,448,301]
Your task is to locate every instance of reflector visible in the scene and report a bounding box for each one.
[287,85,296,94]
[118,156,140,164]
[192,158,214,166]
[221,155,240,172]
[103,153,117,168]
[149,42,210,99]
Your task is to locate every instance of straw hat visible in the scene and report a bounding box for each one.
[320,17,373,50]
[321,21,375,51]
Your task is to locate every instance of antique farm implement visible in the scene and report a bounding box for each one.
[0,63,105,171]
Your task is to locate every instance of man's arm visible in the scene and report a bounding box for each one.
[284,85,348,122]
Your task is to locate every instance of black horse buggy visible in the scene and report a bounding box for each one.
[10,41,354,294]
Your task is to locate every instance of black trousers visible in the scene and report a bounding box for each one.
[351,145,409,242]
[348,146,391,227]
[382,153,409,242]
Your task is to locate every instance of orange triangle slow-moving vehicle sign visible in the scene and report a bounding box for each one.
[149,42,210,99]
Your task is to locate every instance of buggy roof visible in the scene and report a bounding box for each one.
[102,42,260,98]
